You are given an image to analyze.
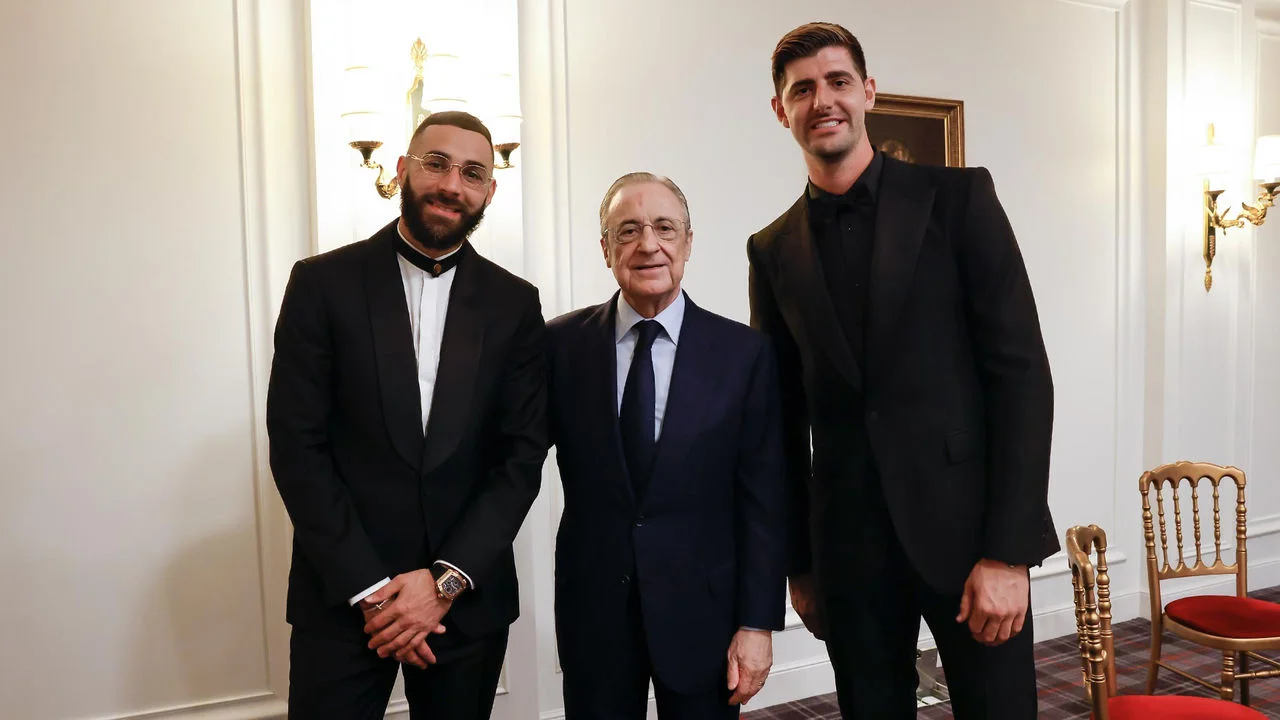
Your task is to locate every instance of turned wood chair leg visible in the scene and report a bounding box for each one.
[1145,627,1163,694]
[1221,651,1236,701]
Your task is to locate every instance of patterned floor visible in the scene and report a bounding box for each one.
[745,585,1280,719]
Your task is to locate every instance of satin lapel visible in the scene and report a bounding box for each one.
[867,158,935,379]
[587,295,634,505]
[773,194,863,391]
[421,246,484,476]
[648,297,720,495]
[364,225,424,471]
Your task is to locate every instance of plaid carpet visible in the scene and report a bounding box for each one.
[746,586,1280,719]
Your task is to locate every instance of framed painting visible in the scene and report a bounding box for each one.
[865,93,965,167]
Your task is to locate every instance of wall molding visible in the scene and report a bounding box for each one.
[237,0,316,703]
[232,0,290,700]
[1054,0,1129,10]
[100,693,285,720]
[1191,0,1244,10]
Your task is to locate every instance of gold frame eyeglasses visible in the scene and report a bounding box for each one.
[404,152,492,188]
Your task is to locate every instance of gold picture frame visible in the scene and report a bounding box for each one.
[866,93,965,168]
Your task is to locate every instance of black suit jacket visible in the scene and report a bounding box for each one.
[748,157,1057,594]
[266,220,548,641]
[548,294,787,694]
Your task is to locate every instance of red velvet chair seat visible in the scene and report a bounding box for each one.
[1166,595,1280,639]
[1108,694,1268,719]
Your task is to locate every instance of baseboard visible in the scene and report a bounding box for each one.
[98,693,286,720]
[536,655,837,718]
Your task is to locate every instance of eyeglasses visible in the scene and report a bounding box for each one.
[404,152,491,188]
[605,219,687,244]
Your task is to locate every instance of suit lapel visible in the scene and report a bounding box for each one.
[364,224,424,471]
[868,158,935,377]
[648,297,720,497]
[421,244,484,476]
[586,295,635,504]
[773,195,863,391]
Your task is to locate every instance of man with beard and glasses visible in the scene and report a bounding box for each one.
[746,22,1056,719]
[267,110,548,719]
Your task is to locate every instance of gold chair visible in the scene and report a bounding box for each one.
[1141,461,1280,704]
[1066,523,1267,719]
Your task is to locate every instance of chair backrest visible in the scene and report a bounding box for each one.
[1066,524,1117,719]
[1139,461,1247,620]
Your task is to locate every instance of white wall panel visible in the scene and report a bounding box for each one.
[0,1,270,717]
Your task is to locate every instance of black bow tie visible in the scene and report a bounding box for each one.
[396,235,469,277]
[810,183,874,226]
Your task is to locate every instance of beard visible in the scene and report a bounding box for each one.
[400,175,487,252]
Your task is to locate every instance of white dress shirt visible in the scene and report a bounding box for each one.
[615,292,686,439]
[348,227,473,606]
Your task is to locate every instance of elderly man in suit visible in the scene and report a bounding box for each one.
[548,172,789,719]
[747,21,1057,720]
[267,111,547,719]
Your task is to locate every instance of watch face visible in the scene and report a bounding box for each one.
[441,575,464,597]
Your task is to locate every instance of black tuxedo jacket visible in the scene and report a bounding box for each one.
[547,294,788,694]
[748,157,1057,593]
[266,220,548,640]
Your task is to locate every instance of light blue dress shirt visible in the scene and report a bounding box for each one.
[614,292,686,439]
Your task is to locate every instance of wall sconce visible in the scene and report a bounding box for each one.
[488,73,523,169]
[1202,125,1280,291]
[343,40,524,199]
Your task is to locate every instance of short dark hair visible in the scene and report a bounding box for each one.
[771,22,868,97]
[409,110,494,155]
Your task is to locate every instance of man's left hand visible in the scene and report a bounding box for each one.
[956,559,1029,646]
[726,628,772,705]
[363,569,452,659]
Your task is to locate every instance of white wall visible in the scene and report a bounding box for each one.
[0,0,311,717]
[3,0,1279,718]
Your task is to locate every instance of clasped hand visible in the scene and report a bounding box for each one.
[360,569,451,669]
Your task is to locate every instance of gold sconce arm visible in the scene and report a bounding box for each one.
[1202,180,1280,291]
[494,142,520,170]
[349,141,401,199]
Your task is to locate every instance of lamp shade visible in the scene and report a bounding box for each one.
[1254,135,1280,181]
[422,54,470,114]
[340,65,388,143]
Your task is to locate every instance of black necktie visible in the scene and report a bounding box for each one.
[619,320,661,499]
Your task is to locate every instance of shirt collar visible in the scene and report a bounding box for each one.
[615,291,686,345]
[806,149,884,205]
[396,224,462,263]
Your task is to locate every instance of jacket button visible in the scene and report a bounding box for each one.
[868,410,880,421]
[620,574,631,585]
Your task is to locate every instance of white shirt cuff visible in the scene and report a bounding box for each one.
[435,560,475,589]
[348,577,390,606]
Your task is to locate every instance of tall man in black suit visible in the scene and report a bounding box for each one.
[548,173,789,718]
[747,23,1058,719]
[266,111,548,719]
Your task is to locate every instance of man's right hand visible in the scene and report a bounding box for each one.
[788,573,825,641]
[359,595,445,669]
